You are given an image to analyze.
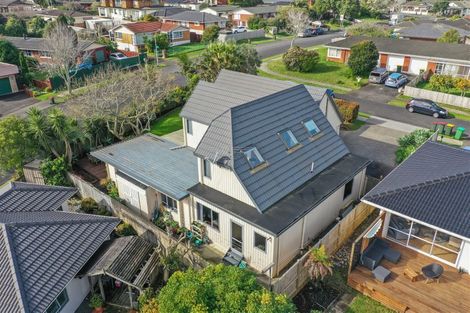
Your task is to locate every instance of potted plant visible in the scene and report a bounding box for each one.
[89,294,105,313]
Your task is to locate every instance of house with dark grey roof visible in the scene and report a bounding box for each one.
[325,36,470,77]
[0,182,120,313]
[0,0,32,14]
[178,70,369,276]
[362,141,470,271]
[394,22,470,44]
[200,5,239,20]
[232,5,279,27]
[163,11,227,37]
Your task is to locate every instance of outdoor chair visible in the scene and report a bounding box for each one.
[422,263,444,284]
[223,248,243,266]
[372,265,391,283]
[360,238,401,270]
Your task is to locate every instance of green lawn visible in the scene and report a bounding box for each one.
[264,47,367,89]
[168,43,206,58]
[416,81,470,98]
[343,119,366,131]
[150,108,183,136]
[346,295,394,313]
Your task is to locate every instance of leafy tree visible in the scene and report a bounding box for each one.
[28,17,47,37]
[154,264,296,313]
[197,42,260,82]
[347,40,379,76]
[346,22,390,37]
[18,52,30,85]
[437,29,460,43]
[396,129,434,163]
[247,16,268,30]
[432,1,449,14]
[228,0,263,7]
[455,78,470,96]
[3,16,27,36]
[36,0,56,7]
[201,25,220,43]
[145,33,170,57]
[140,14,158,22]
[0,116,37,175]
[313,0,340,19]
[340,0,360,18]
[282,46,319,72]
[304,245,333,281]
[97,36,117,52]
[0,39,21,65]
[285,7,310,47]
[40,156,70,186]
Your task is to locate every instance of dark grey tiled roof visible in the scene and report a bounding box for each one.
[398,23,470,39]
[151,6,188,17]
[0,182,76,213]
[91,134,198,200]
[326,36,470,64]
[164,11,227,23]
[3,36,103,52]
[0,182,119,313]
[202,5,239,12]
[234,5,278,14]
[189,154,369,235]
[363,141,470,239]
[195,85,350,212]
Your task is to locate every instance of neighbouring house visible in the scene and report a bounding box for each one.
[232,5,279,27]
[0,62,19,96]
[399,1,433,15]
[325,36,470,77]
[98,0,179,21]
[162,0,202,10]
[110,21,190,52]
[35,9,96,27]
[448,1,470,17]
[0,182,120,313]
[394,22,470,44]
[92,70,368,277]
[2,36,109,65]
[163,11,227,40]
[0,0,32,14]
[347,141,470,312]
[200,5,239,21]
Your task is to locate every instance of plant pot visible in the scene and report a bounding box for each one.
[92,308,104,313]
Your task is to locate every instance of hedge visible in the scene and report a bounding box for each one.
[335,99,359,123]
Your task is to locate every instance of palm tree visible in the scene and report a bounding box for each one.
[27,107,60,158]
[47,108,82,166]
[304,245,333,281]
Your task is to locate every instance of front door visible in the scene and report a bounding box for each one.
[231,221,243,253]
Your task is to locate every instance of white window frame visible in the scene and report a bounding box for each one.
[161,193,177,212]
[203,159,211,178]
[327,48,341,58]
[303,119,321,137]
[243,147,265,169]
[254,231,267,252]
[186,119,193,134]
[172,31,184,40]
[46,289,69,313]
[278,129,299,149]
[197,202,219,230]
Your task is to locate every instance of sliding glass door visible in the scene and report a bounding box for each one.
[387,214,462,265]
[231,221,243,254]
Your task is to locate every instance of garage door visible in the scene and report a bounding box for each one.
[409,58,428,75]
[0,77,12,96]
[387,56,405,71]
[95,49,105,63]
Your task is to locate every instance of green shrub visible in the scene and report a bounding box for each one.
[106,181,119,199]
[396,129,434,163]
[201,25,220,43]
[116,222,137,236]
[40,156,70,186]
[80,197,98,213]
[348,40,379,76]
[335,99,360,123]
[96,206,112,216]
[282,46,319,73]
[89,294,104,309]
[429,75,455,92]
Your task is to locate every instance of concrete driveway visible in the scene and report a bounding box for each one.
[0,92,39,117]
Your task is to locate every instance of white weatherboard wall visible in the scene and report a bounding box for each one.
[114,27,136,52]
[115,173,157,219]
[192,197,275,275]
[199,159,256,207]
[457,241,470,273]
[183,117,209,149]
[60,277,90,313]
[409,58,428,75]
[387,56,405,71]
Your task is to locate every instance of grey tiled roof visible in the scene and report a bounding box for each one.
[0,182,76,213]
[363,141,470,239]
[202,5,239,12]
[91,134,198,200]
[326,36,470,65]
[164,11,227,23]
[398,23,470,39]
[0,183,119,313]
[234,5,278,14]
[180,69,328,125]
[195,85,350,212]
[3,36,104,52]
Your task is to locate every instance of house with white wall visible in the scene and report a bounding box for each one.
[362,141,470,272]
[0,182,120,313]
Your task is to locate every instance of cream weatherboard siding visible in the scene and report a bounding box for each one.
[199,158,256,207]
[457,241,470,272]
[114,27,137,52]
[277,219,303,272]
[60,277,91,313]
[116,174,157,218]
[409,58,428,75]
[387,55,405,71]
[183,117,209,149]
[319,95,341,135]
[191,196,276,275]
[107,164,117,181]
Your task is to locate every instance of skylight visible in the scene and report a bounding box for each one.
[304,120,320,136]
[279,130,299,149]
[243,147,265,169]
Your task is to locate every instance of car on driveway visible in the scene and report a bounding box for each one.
[232,26,247,33]
[368,68,389,84]
[110,52,128,60]
[385,73,408,88]
[406,98,448,118]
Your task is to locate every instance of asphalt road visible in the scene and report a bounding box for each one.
[256,32,342,59]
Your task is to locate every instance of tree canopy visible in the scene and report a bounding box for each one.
[437,29,460,43]
[347,40,379,76]
[0,39,21,65]
[228,0,263,7]
[201,25,220,43]
[2,16,27,36]
[346,22,390,37]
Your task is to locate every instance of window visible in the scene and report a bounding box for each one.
[172,31,184,40]
[279,130,299,149]
[343,178,353,199]
[186,119,193,134]
[194,21,200,26]
[46,289,69,313]
[303,119,320,136]
[162,193,177,211]
[115,32,123,39]
[203,159,211,178]
[243,147,265,169]
[40,51,51,58]
[327,48,341,58]
[254,232,266,252]
[24,50,32,57]
[197,203,219,230]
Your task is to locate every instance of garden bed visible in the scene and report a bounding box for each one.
[416,80,470,98]
[293,282,340,313]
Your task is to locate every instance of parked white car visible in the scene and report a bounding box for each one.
[110,52,128,60]
[232,26,247,33]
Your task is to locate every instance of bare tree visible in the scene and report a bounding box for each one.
[43,22,91,95]
[286,7,310,48]
[67,65,175,140]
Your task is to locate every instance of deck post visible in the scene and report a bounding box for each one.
[128,285,134,309]
[98,276,106,301]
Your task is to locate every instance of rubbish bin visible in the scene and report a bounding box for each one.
[434,122,446,133]
[454,127,465,140]
[444,123,455,136]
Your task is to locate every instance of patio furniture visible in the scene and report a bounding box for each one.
[404,267,420,282]
[360,238,402,270]
[373,265,391,283]
[223,248,243,266]
[422,263,444,284]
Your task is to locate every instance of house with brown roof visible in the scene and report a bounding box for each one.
[0,0,32,14]
[111,21,190,52]
[0,62,19,96]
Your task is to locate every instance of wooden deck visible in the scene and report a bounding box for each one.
[349,240,470,313]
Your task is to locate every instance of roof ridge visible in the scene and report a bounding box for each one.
[367,171,470,200]
[4,211,119,227]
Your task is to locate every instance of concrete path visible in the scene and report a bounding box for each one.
[0,92,39,117]
[162,129,184,145]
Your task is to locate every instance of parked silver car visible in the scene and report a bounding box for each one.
[368,68,389,84]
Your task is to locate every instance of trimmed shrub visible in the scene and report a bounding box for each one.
[429,74,454,92]
[282,46,319,73]
[80,197,98,213]
[116,222,137,236]
[347,40,379,77]
[335,99,359,123]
